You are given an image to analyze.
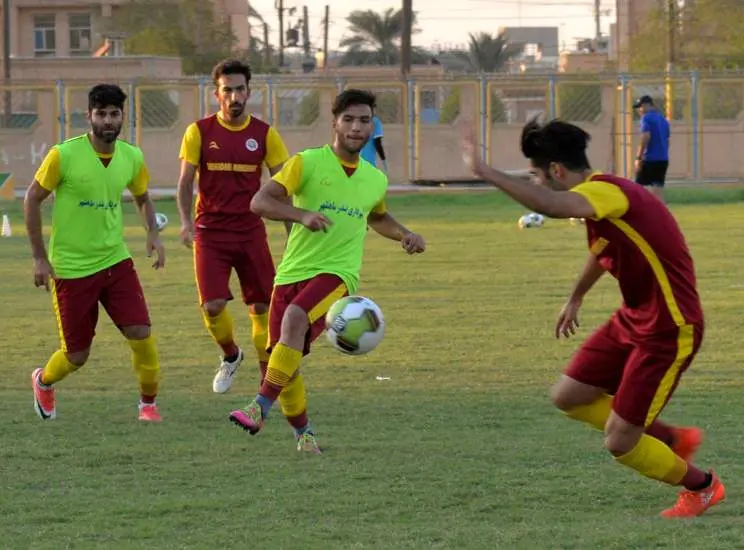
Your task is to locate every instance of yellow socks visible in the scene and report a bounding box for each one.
[565,393,612,431]
[615,434,688,485]
[203,308,239,357]
[264,343,303,389]
[279,373,308,418]
[41,350,79,385]
[249,311,270,364]
[128,336,161,399]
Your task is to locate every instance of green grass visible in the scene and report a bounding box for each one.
[1,191,744,549]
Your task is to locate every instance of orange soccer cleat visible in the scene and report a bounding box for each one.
[138,402,162,422]
[672,427,703,462]
[660,472,725,518]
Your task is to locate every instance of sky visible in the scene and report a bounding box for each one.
[248,0,616,54]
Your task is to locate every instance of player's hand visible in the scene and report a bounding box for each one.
[460,121,484,177]
[401,232,425,254]
[147,230,166,269]
[301,211,332,232]
[180,221,194,248]
[33,258,55,292]
[556,298,582,339]
[634,159,642,172]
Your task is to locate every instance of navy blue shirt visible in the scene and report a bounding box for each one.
[640,110,670,162]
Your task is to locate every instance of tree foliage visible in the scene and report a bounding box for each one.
[630,0,744,72]
[456,32,524,73]
[112,0,273,75]
[339,8,429,66]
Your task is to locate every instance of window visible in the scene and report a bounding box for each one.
[69,13,92,56]
[33,14,56,57]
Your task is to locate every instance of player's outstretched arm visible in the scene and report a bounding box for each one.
[24,180,55,290]
[251,181,330,232]
[368,211,425,254]
[461,126,596,219]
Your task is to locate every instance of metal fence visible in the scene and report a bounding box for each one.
[1,72,743,187]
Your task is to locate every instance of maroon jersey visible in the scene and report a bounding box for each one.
[194,115,271,242]
[573,173,703,336]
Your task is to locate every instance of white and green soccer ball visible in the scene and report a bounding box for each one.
[325,296,385,355]
[518,212,545,229]
[155,212,168,232]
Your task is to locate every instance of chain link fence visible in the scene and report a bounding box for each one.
[2,74,744,186]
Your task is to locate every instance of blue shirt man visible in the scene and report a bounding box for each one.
[360,116,387,172]
[634,95,670,201]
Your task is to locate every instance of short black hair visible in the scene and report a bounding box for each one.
[212,59,252,86]
[332,89,376,117]
[520,118,591,172]
[88,84,127,111]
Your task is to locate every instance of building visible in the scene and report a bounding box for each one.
[0,0,254,80]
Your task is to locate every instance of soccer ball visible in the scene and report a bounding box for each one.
[155,212,168,232]
[518,212,545,229]
[325,296,386,355]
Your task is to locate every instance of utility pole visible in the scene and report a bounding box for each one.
[263,22,270,67]
[665,0,676,120]
[3,0,12,127]
[401,0,413,77]
[302,5,310,58]
[276,0,285,68]
[322,5,330,70]
[594,0,601,42]
[667,0,676,72]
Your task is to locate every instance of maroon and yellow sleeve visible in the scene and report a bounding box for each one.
[272,154,305,195]
[264,126,290,171]
[179,123,201,166]
[35,147,62,191]
[570,181,629,220]
[127,161,150,197]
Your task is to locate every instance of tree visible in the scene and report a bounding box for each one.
[630,0,744,71]
[457,32,525,73]
[112,0,268,75]
[339,8,429,66]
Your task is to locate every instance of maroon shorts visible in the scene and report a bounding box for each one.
[52,258,151,354]
[565,314,704,427]
[268,274,348,356]
[193,236,275,306]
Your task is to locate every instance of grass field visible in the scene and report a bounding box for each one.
[1,189,744,549]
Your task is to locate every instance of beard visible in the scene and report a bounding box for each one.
[92,124,121,144]
[227,101,246,118]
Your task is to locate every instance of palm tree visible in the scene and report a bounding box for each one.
[339,8,428,66]
[459,31,524,73]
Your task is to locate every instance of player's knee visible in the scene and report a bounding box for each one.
[121,325,151,340]
[603,419,642,457]
[550,384,572,411]
[282,305,310,337]
[66,349,90,367]
[203,300,227,317]
[249,302,269,316]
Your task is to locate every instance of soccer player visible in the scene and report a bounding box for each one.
[228,89,425,453]
[24,84,165,422]
[360,114,388,173]
[460,119,724,518]
[177,59,290,394]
